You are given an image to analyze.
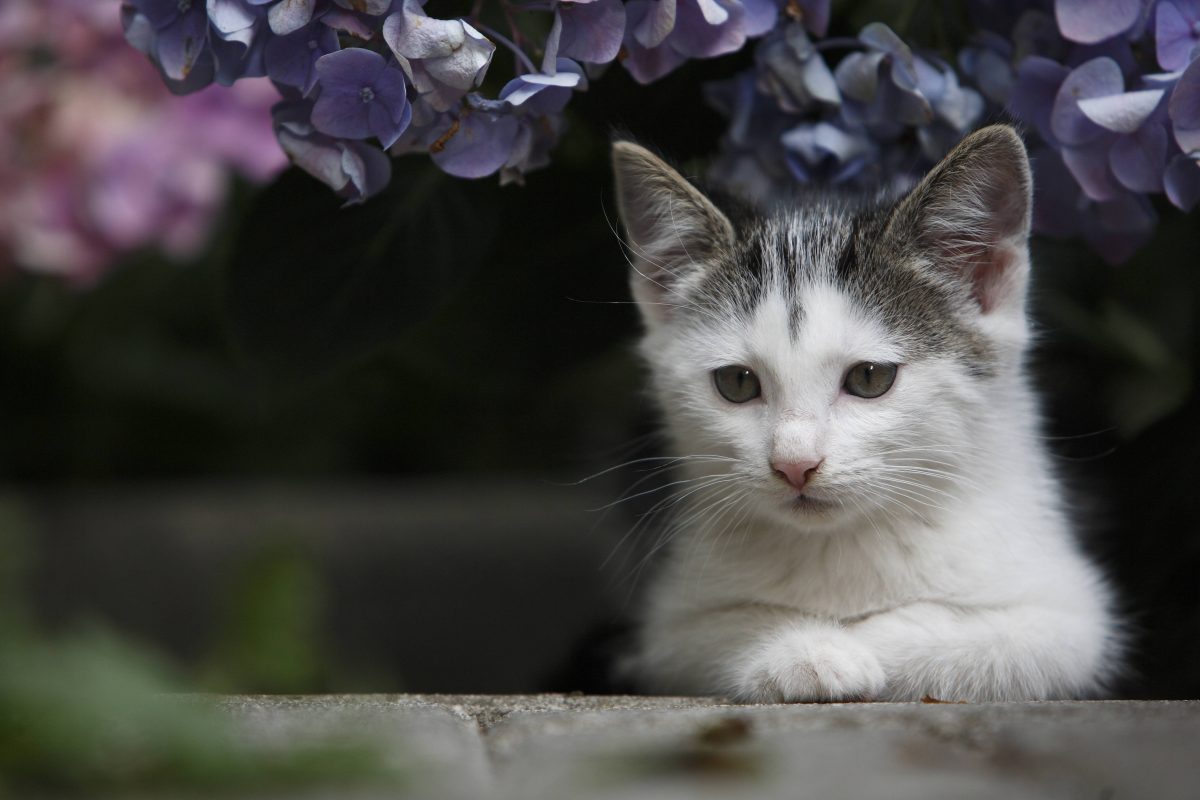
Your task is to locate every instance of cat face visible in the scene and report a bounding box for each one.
[613,126,1034,531]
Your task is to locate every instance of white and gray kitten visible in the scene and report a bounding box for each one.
[612,125,1121,702]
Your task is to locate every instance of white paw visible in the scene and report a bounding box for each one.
[732,627,886,703]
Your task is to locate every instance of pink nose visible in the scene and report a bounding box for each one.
[772,458,823,492]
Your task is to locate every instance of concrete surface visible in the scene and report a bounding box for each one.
[212,694,1200,799]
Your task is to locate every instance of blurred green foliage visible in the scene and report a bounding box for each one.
[201,543,328,693]
[0,503,399,793]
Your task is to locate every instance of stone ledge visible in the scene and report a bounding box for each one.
[210,695,1199,799]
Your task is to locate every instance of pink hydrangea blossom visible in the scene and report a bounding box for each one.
[0,0,286,285]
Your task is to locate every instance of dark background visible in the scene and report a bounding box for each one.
[2,44,1197,699]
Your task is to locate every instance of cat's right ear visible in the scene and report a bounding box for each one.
[611,142,734,325]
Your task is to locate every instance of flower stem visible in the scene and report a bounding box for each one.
[473,21,536,74]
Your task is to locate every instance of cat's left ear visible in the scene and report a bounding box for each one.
[886,125,1032,317]
[612,141,734,325]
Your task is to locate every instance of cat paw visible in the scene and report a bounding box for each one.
[732,628,885,703]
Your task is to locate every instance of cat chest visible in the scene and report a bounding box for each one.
[709,537,943,619]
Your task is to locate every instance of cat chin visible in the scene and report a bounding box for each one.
[759,492,853,531]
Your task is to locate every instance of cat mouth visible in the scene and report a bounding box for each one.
[789,494,837,513]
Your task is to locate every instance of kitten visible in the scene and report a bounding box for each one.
[611,125,1121,702]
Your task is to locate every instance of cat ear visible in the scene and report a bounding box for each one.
[611,141,734,323]
[886,125,1032,317]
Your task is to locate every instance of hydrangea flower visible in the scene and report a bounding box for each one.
[4,0,285,282]
[112,0,1199,264]
[426,109,521,180]
[1054,0,1149,45]
[311,48,411,149]
[264,19,340,95]
[267,0,319,36]
[754,23,839,113]
[382,1,495,113]
[547,0,626,65]
[1156,0,1200,70]
[622,0,776,84]
[274,99,391,204]
[124,0,215,87]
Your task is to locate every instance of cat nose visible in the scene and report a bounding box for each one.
[772,458,823,492]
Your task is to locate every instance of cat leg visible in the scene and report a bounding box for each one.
[637,605,886,702]
[849,601,1113,701]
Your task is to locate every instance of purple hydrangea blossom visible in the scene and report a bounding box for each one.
[208,0,269,85]
[264,18,340,95]
[428,108,522,179]
[1031,145,1157,264]
[1164,152,1200,209]
[125,0,214,85]
[708,19,983,202]
[115,0,1200,264]
[267,0,320,36]
[1156,0,1200,70]
[551,0,627,64]
[311,48,412,148]
[333,0,391,16]
[754,23,839,113]
[274,99,392,204]
[622,0,767,84]
[383,1,495,113]
[1171,55,1200,152]
[1054,0,1150,45]
[972,0,1200,257]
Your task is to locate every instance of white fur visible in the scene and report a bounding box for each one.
[629,269,1120,702]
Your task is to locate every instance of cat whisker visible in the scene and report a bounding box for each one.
[588,471,741,512]
[568,453,740,486]
[602,474,745,573]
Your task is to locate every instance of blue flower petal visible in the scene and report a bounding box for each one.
[1055,0,1145,45]
[1051,57,1124,146]
[1155,0,1200,70]
[1164,152,1200,209]
[1109,123,1167,192]
[1078,88,1165,133]
[559,0,626,63]
[1062,137,1122,200]
[431,111,521,179]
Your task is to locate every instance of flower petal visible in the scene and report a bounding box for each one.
[431,111,521,179]
[1055,0,1145,44]
[1164,152,1200,209]
[1062,137,1122,200]
[1169,55,1200,129]
[1109,123,1167,191]
[1009,56,1070,145]
[559,0,625,63]
[268,0,316,36]
[630,0,676,49]
[314,47,385,92]
[1155,0,1200,70]
[1051,57,1125,146]
[1078,88,1165,132]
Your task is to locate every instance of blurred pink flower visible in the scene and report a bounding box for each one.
[0,0,287,285]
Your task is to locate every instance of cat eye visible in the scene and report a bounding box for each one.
[713,365,761,403]
[843,362,898,399]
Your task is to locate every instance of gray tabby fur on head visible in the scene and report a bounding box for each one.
[611,125,1033,379]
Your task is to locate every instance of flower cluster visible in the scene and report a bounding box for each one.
[0,0,286,283]
[707,0,1200,263]
[707,15,984,200]
[119,0,1199,260]
[969,0,1200,263]
[122,0,791,203]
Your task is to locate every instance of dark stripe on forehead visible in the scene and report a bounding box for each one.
[682,193,999,377]
[837,211,997,375]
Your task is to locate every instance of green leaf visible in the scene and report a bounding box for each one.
[225,158,498,377]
